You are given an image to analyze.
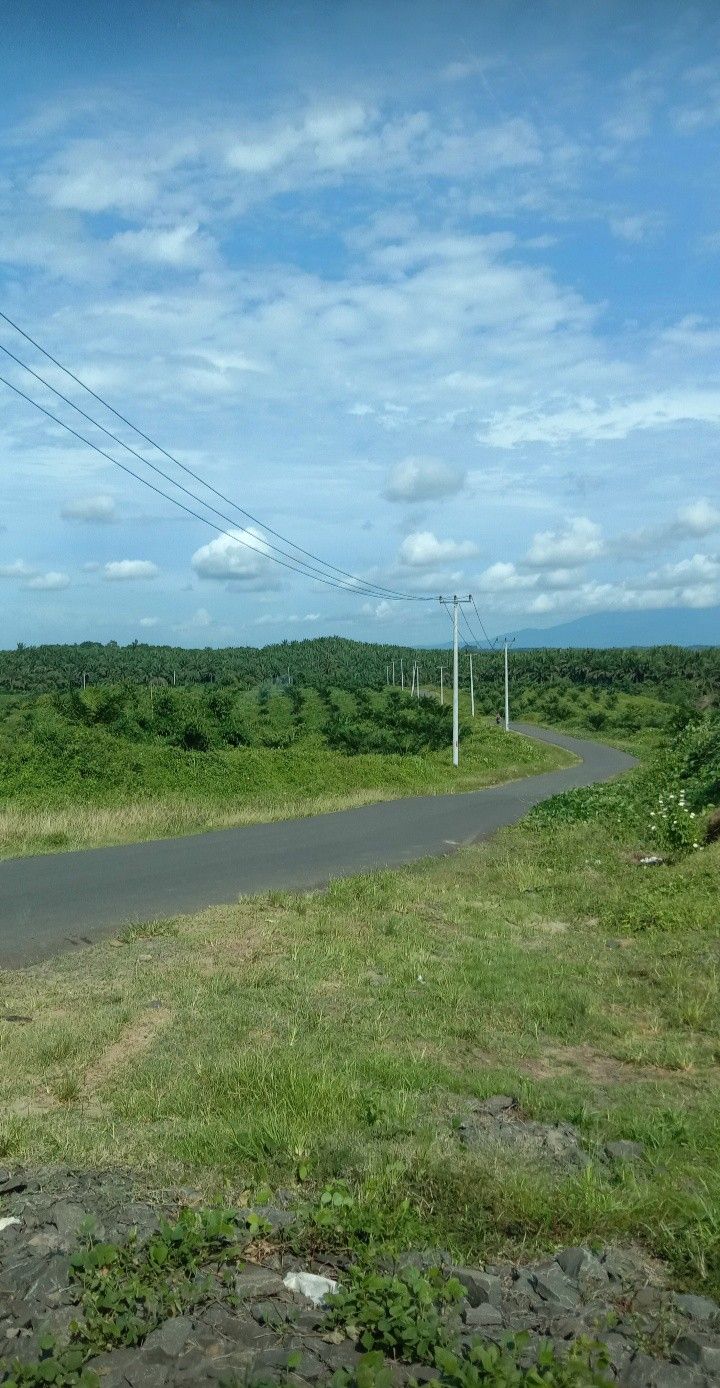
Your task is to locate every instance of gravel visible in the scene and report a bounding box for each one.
[0,1165,719,1385]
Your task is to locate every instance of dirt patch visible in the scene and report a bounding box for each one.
[518,1043,677,1084]
[84,1007,172,1093]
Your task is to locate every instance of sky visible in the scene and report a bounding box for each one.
[0,0,719,649]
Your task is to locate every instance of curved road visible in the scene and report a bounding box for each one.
[0,725,635,968]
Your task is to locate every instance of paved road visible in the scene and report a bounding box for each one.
[0,724,635,968]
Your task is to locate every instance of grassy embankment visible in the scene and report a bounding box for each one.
[0,683,573,858]
[1,713,718,1296]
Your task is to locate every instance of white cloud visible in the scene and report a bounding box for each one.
[254,611,321,626]
[0,560,36,579]
[398,530,478,568]
[139,615,160,628]
[616,498,720,557]
[110,222,214,269]
[103,560,160,581]
[188,606,213,628]
[384,457,466,502]
[191,526,277,586]
[525,518,604,568]
[61,494,118,523]
[24,570,70,591]
[480,391,720,447]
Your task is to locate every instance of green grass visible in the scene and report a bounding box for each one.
[1,770,718,1294]
[0,687,573,858]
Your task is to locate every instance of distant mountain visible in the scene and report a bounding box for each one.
[505,606,719,649]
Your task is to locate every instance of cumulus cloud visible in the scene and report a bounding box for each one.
[24,571,71,591]
[0,560,36,578]
[384,457,466,503]
[525,518,604,568]
[61,495,118,523]
[191,527,278,587]
[139,616,160,628]
[615,498,720,557]
[398,530,478,567]
[103,560,159,581]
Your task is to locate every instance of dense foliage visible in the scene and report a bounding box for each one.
[532,712,720,864]
[1,636,718,703]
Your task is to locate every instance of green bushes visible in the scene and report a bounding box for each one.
[532,714,720,863]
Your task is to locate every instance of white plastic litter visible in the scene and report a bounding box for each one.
[0,1217,20,1233]
[283,1270,338,1306]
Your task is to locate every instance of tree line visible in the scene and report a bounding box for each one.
[1,636,718,704]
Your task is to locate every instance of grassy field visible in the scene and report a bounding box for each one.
[1,727,718,1298]
[0,685,573,858]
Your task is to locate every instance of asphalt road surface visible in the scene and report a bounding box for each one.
[0,724,635,968]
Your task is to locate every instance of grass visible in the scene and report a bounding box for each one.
[0,694,573,858]
[1,776,718,1295]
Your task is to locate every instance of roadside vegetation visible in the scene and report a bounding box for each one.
[1,710,718,1309]
[0,683,571,858]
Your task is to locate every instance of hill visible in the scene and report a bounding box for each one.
[508,605,720,649]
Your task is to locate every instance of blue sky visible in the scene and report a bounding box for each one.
[0,0,719,648]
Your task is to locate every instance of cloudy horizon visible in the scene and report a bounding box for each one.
[1,0,719,648]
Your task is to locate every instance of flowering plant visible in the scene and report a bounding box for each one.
[648,785,701,856]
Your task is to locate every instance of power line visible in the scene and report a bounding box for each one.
[0,372,428,601]
[471,595,497,649]
[0,340,428,602]
[0,310,437,604]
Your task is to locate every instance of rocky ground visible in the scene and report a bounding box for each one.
[1,1158,719,1387]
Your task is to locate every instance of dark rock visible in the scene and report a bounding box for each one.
[464,1302,504,1329]
[458,1110,591,1171]
[602,1247,652,1287]
[50,1201,89,1246]
[474,1094,517,1116]
[234,1264,287,1300]
[619,1353,705,1386]
[250,1204,299,1234]
[395,1247,451,1273]
[141,1314,195,1362]
[606,1140,646,1163]
[674,1331,720,1373]
[674,1292,719,1323]
[451,1266,501,1308]
[531,1264,580,1309]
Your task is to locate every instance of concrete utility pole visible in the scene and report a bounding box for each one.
[391,659,396,686]
[437,665,447,705]
[82,671,88,691]
[386,664,390,685]
[469,652,475,718]
[439,595,472,767]
[410,662,416,696]
[416,663,421,699]
[503,637,516,731]
[400,658,404,690]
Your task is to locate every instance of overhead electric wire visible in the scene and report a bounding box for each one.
[0,309,437,604]
[0,342,427,602]
[471,595,497,649]
[0,372,429,600]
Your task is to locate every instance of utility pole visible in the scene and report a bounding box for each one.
[440,595,472,767]
[391,659,395,686]
[469,652,475,718]
[400,658,404,690]
[410,662,416,696]
[386,663,390,686]
[503,637,516,731]
[416,663,421,699]
[437,665,447,705]
[82,671,88,691]
[173,669,176,687]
